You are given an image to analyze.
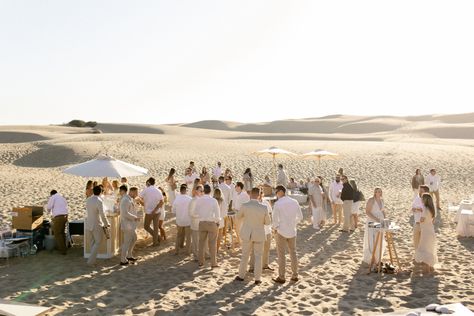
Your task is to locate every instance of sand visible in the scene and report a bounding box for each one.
[0,115,473,315]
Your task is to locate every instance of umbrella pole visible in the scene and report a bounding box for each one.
[273,154,277,187]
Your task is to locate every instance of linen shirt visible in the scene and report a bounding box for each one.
[425,174,441,192]
[232,190,250,211]
[172,194,192,227]
[329,181,343,204]
[308,184,324,207]
[218,183,232,208]
[139,186,163,214]
[272,196,303,238]
[191,195,220,224]
[412,195,423,223]
[47,193,68,217]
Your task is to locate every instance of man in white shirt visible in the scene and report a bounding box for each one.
[188,184,203,261]
[234,188,271,285]
[86,186,110,266]
[412,185,429,250]
[212,162,223,185]
[119,185,140,265]
[184,168,197,196]
[173,185,192,255]
[276,164,289,187]
[328,175,343,225]
[232,182,250,245]
[218,176,232,209]
[425,169,441,210]
[272,185,303,284]
[47,190,69,255]
[191,184,221,267]
[138,177,164,247]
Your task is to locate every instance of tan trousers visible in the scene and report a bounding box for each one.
[87,226,103,265]
[175,225,191,254]
[332,203,343,224]
[342,200,353,231]
[276,233,298,279]
[121,229,137,262]
[144,213,160,245]
[239,240,264,281]
[413,223,421,250]
[53,215,68,254]
[198,221,218,266]
[250,233,271,268]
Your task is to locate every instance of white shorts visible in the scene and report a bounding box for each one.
[351,201,361,214]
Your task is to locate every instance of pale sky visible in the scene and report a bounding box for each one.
[1,1,473,125]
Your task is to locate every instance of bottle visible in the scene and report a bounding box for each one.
[30,244,38,255]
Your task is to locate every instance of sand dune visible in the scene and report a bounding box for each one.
[97,123,164,134]
[179,114,474,140]
[0,132,49,143]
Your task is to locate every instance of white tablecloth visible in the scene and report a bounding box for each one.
[288,193,308,204]
[455,200,473,222]
[457,209,474,237]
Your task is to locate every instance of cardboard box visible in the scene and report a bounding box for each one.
[11,206,44,230]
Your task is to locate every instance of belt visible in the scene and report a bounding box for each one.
[54,214,68,218]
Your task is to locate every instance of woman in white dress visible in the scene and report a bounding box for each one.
[414,194,438,273]
[213,188,227,253]
[165,168,177,206]
[243,168,253,193]
[362,188,387,265]
[309,177,326,230]
[350,179,364,229]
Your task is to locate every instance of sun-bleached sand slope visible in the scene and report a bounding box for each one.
[0,115,473,315]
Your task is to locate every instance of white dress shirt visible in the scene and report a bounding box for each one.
[188,196,200,231]
[425,174,441,192]
[120,195,138,230]
[191,194,221,223]
[172,194,192,227]
[139,186,163,214]
[213,166,222,178]
[412,195,423,223]
[218,183,232,207]
[232,190,250,211]
[47,193,68,217]
[272,196,303,238]
[329,181,343,204]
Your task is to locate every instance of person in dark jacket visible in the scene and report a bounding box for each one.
[350,179,364,229]
[340,175,354,232]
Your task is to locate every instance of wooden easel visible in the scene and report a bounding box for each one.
[368,229,401,274]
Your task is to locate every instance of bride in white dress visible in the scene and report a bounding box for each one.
[362,188,387,265]
[414,194,438,273]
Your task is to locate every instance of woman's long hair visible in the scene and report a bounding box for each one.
[349,179,358,192]
[244,168,252,178]
[422,193,436,218]
[166,168,176,180]
[213,188,223,204]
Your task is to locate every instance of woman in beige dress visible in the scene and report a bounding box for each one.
[362,188,386,265]
[165,168,177,205]
[414,194,438,273]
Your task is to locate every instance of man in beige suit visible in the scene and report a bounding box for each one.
[235,187,271,285]
[120,185,140,266]
[86,186,110,266]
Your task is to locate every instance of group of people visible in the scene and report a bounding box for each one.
[45,162,441,280]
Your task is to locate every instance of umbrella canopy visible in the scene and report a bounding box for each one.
[302,149,338,169]
[255,146,297,157]
[63,155,148,178]
[254,146,296,186]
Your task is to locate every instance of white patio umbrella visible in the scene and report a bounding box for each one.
[254,146,297,185]
[63,155,148,178]
[302,149,338,170]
